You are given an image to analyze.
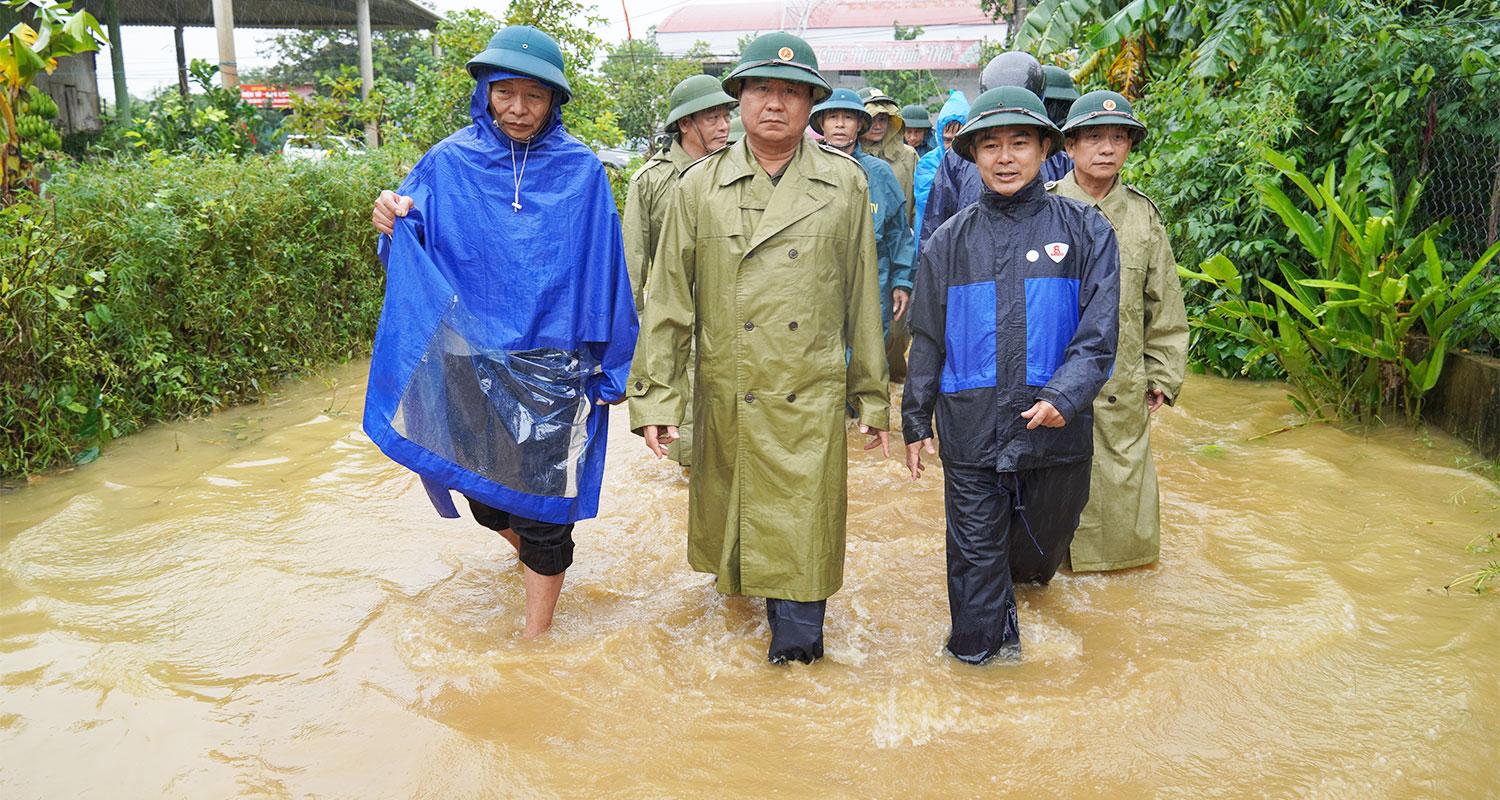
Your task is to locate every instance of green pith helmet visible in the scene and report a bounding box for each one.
[809,87,872,136]
[1041,65,1079,102]
[665,74,736,132]
[466,25,572,103]
[900,103,933,129]
[953,85,1064,162]
[721,32,832,102]
[1062,90,1147,143]
[727,114,745,144]
[859,86,904,132]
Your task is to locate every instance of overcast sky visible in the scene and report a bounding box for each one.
[95,0,695,104]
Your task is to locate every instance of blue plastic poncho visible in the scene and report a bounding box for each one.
[363,68,638,525]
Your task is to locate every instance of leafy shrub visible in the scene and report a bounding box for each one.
[0,151,408,476]
[1182,148,1500,422]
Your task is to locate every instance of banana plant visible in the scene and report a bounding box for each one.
[1179,146,1500,421]
[0,0,106,204]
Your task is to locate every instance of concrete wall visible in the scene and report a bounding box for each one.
[36,52,103,134]
[1424,349,1500,458]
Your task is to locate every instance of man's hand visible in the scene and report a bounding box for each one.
[642,425,679,458]
[1020,400,1066,430]
[1146,388,1167,414]
[859,423,889,458]
[905,438,936,480]
[595,396,627,406]
[372,189,413,236]
[891,288,911,321]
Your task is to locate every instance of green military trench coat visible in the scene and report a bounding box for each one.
[623,139,695,310]
[623,139,699,466]
[1051,173,1189,571]
[629,138,890,601]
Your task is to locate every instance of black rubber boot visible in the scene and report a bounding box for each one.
[766,598,826,665]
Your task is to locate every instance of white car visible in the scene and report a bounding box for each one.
[281,135,364,162]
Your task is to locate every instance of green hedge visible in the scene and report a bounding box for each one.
[1,152,408,477]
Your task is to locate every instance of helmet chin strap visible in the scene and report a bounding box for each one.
[685,115,712,155]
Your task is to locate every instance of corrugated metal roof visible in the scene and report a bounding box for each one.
[815,39,982,71]
[71,0,440,29]
[658,0,993,34]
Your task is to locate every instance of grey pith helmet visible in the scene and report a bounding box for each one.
[979,51,1044,97]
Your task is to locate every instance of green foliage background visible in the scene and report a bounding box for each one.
[0,153,405,476]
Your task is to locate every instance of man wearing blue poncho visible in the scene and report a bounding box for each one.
[366,26,637,639]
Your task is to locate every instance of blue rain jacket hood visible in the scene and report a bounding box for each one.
[914,90,968,244]
[364,67,638,525]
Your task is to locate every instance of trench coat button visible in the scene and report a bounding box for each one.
[788,248,799,259]
[745,392,756,404]
[1107,395,1117,403]
[788,321,799,331]
[786,393,797,403]
[744,321,755,331]
[635,381,643,391]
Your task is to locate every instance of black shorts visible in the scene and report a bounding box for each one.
[465,497,576,576]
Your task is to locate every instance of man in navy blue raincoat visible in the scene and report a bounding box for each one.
[365,26,637,639]
[902,86,1119,664]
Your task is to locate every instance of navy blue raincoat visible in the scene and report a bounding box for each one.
[903,176,1119,471]
[364,69,637,524]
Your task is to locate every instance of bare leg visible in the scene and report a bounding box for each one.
[497,527,521,553]
[521,566,565,639]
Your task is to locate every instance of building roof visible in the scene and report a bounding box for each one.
[657,0,993,34]
[71,0,440,30]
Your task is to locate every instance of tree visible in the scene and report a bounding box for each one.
[505,0,622,147]
[375,3,623,151]
[601,35,713,142]
[861,23,942,108]
[0,0,105,203]
[245,28,434,89]
[375,9,500,150]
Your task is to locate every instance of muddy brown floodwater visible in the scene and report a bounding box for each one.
[3,360,1498,798]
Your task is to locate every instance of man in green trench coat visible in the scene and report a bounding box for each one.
[1049,91,1189,571]
[622,74,736,468]
[629,32,891,665]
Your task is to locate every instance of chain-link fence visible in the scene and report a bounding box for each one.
[1412,79,1500,261]
[1405,75,1500,356]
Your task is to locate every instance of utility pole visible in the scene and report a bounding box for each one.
[103,0,128,118]
[356,0,377,147]
[174,25,189,99]
[212,0,238,89]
